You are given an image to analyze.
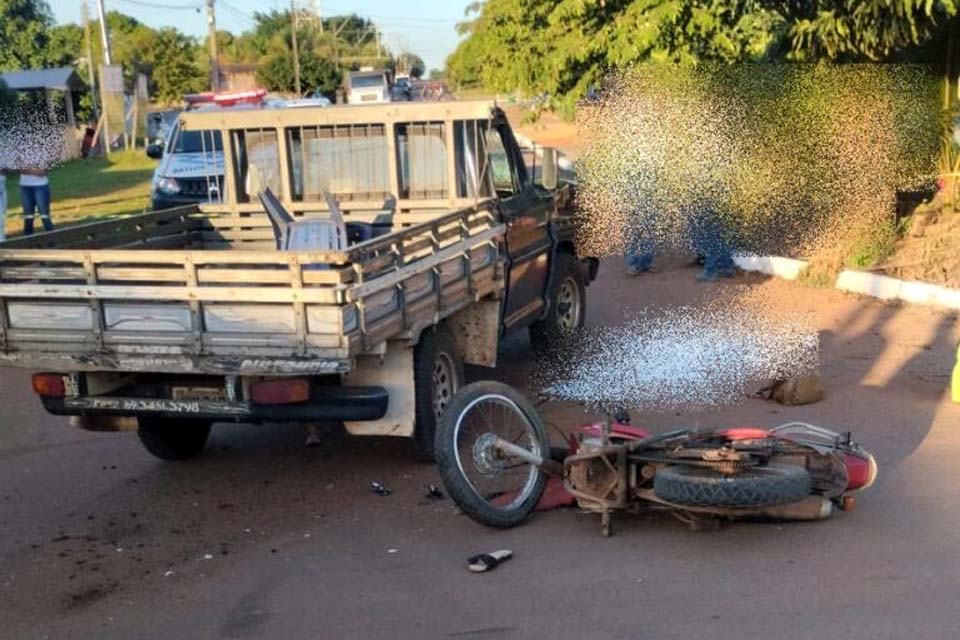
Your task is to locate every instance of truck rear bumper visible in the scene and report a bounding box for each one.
[42,386,389,424]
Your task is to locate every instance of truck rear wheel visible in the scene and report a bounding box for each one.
[137,418,212,461]
[412,327,464,462]
[530,252,586,348]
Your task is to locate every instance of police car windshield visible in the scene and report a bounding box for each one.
[172,129,223,154]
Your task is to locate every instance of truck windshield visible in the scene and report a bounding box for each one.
[351,76,385,89]
[172,129,224,154]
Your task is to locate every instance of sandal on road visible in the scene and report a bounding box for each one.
[468,549,513,573]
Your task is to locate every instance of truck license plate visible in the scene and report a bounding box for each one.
[172,386,225,401]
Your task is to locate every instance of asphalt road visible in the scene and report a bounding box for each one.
[1,260,959,639]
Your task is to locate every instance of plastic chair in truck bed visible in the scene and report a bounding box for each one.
[258,187,347,251]
[259,187,381,250]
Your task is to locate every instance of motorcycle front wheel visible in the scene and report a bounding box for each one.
[435,381,550,528]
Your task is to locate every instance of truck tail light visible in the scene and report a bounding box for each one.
[250,379,310,405]
[32,373,66,397]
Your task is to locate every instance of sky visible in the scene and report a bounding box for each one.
[48,0,468,72]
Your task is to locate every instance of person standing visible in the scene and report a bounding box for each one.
[691,207,736,282]
[625,237,655,275]
[19,167,53,235]
[624,205,657,276]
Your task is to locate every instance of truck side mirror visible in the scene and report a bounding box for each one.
[146,143,163,160]
[539,147,558,191]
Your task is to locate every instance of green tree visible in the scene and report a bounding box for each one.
[141,28,208,103]
[257,50,341,98]
[83,12,207,104]
[787,1,957,61]
[396,52,426,78]
[447,0,960,106]
[46,23,83,67]
[0,0,55,71]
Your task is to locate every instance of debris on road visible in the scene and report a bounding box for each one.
[468,549,513,573]
[370,482,392,496]
[424,484,444,500]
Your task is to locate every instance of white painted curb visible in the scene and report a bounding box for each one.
[733,255,809,281]
[734,253,960,311]
[836,270,960,310]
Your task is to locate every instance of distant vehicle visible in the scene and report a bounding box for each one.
[391,74,412,101]
[148,121,225,211]
[283,96,333,109]
[346,70,390,104]
[146,89,329,210]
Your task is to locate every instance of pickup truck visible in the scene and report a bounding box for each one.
[0,101,597,462]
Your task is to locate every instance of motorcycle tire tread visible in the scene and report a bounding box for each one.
[653,463,812,509]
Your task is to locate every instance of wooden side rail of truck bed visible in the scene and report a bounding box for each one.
[0,202,504,375]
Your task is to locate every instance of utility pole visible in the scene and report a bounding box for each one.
[81,1,100,127]
[375,27,382,62]
[291,0,301,95]
[95,0,112,64]
[207,0,220,92]
[306,0,322,34]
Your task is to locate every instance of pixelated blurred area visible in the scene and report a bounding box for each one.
[574,65,941,273]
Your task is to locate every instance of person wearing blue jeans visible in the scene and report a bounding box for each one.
[691,209,736,282]
[625,217,656,275]
[625,240,655,275]
[19,169,53,235]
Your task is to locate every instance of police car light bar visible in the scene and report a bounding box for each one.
[183,88,267,107]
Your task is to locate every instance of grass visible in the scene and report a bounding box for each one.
[3,150,157,238]
[844,216,908,270]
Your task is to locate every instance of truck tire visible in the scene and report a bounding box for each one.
[411,326,464,462]
[530,252,586,348]
[137,418,212,461]
[653,463,811,509]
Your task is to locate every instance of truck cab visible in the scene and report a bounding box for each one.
[346,70,391,104]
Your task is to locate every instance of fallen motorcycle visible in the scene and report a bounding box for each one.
[435,381,877,535]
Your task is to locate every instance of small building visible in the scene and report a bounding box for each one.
[218,63,259,92]
[0,66,86,161]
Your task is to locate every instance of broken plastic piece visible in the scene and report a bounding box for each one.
[370,482,392,496]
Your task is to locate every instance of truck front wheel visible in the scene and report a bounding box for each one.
[530,252,586,348]
[412,327,465,462]
[137,418,212,460]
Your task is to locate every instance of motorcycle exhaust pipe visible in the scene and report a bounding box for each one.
[751,495,834,521]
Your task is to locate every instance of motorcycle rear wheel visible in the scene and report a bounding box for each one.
[653,463,811,509]
[435,381,550,528]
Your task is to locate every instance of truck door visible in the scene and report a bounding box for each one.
[485,124,553,330]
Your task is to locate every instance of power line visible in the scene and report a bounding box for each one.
[218,0,256,25]
[116,0,202,10]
